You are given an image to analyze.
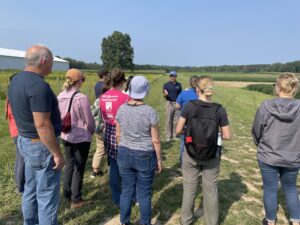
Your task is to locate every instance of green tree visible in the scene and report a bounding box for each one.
[101,31,134,70]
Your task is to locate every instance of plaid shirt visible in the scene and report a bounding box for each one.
[104,124,118,159]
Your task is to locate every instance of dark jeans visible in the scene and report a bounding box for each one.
[117,146,157,225]
[109,155,121,206]
[258,160,300,223]
[13,136,25,193]
[62,140,90,203]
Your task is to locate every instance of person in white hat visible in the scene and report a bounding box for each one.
[116,76,162,225]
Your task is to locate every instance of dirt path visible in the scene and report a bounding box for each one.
[215,81,271,88]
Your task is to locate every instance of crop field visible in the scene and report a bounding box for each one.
[0,70,298,225]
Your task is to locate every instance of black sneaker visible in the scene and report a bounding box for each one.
[90,171,104,178]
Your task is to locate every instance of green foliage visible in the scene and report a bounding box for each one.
[244,84,300,99]
[101,31,134,70]
[134,60,300,73]
[243,84,274,95]
[63,57,102,70]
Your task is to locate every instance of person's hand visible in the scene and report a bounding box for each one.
[155,159,162,174]
[163,90,168,97]
[53,153,65,170]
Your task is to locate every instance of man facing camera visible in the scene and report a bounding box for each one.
[163,71,182,141]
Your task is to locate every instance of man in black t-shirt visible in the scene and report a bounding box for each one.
[8,45,65,225]
[94,69,109,98]
[91,69,109,178]
[163,71,182,141]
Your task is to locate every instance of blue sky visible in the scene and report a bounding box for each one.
[1,0,300,66]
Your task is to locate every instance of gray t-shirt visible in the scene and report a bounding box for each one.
[116,103,159,151]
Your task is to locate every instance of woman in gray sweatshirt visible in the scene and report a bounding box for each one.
[252,73,300,225]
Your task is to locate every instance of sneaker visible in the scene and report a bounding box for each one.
[71,200,92,209]
[90,171,104,178]
[262,218,276,225]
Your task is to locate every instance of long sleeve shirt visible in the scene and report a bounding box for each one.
[57,87,95,143]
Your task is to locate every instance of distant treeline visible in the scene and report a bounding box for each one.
[61,56,300,73]
[244,84,300,99]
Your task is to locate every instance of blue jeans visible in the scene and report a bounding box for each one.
[258,160,300,223]
[109,155,121,206]
[117,146,157,225]
[18,136,61,225]
[13,136,25,193]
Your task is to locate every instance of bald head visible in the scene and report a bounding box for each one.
[25,45,53,68]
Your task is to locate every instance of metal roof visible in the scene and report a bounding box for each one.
[0,48,69,63]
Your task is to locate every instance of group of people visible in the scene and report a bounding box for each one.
[5,44,300,225]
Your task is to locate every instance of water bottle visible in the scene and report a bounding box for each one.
[215,133,222,158]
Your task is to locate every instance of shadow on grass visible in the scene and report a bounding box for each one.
[152,164,183,223]
[219,172,248,224]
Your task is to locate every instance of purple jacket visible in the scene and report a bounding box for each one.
[57,87,95,143]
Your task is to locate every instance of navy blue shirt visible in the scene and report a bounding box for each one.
[8,71,61,138]
[163,81,182,102]
[94,81,105,98]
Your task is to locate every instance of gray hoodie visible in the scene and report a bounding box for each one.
[252,98,300,167]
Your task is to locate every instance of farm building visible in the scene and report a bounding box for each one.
[0,48,69,71]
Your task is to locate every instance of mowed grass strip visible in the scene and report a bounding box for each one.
[0,71,297,224]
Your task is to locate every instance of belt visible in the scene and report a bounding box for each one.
[31,138,41,143]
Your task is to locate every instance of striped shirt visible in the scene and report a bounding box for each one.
[116,104,159,151]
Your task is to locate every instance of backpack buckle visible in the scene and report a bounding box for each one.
[186,136,193,143]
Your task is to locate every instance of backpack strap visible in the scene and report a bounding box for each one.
[67,92,78,112]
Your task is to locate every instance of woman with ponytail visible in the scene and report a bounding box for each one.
[58,69,95,208]
[252,73,300,225]
[100,68,129,206]
[176,76,231,225]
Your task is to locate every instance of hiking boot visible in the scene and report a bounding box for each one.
[90,171,104,179]
[71,199,92,209]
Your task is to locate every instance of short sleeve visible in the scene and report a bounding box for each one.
[217,107,229,127]
[116,106,123,123]
[29,82,53,112]
[149,107,159,126]
[176,93,183,106]
[180,102,192,119]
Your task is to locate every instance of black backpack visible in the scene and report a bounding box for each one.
[185,100,221,161]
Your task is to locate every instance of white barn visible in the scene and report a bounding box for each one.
[0,48,69,71]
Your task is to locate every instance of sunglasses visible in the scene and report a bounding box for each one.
[170,75,177,78]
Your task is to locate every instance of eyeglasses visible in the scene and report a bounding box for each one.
[170,75,177,78]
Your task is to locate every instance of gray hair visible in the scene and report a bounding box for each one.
[25,45,52,67]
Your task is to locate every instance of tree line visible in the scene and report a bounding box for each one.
[62,57,300,73]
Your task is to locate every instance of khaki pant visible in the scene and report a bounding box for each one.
[165,101,180,140]
[92,132,106,172]
[181,150,220,225]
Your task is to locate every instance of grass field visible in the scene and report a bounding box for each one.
[0,70,298,225]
